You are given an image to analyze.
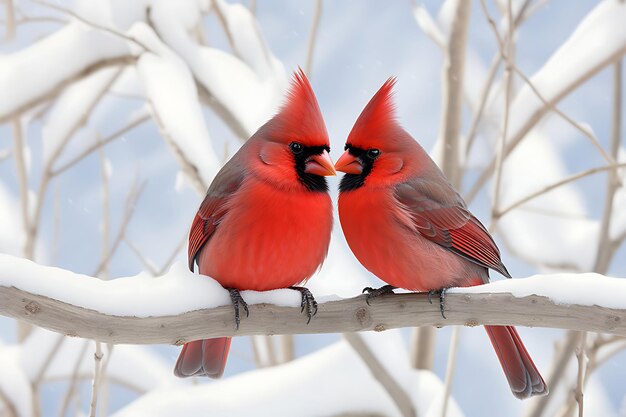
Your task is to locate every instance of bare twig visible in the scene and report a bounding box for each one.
[440,327,460,417]
[463,55,501,159]
[410,327,435,370]
[28,69,123,261]
[99,146,111,279]
[479,0,504,52]
[0,56,134,124]
[124,237,158,276]
[263,336,278,367]
[414,0,472,374]
[495,163,626,218]
[57,340,90,417]
[88,342,104,417]
[304,0,323,76]
[12,116,35,342]
[52,112,151,176]
[594,61,623,272]
[97,344,114,417]
[574,332,587,417]
[524,331,578,417]
[490,0,515,227]
[11,118,31,257]
[280,334,295,363]
[514,67,615,166]
[465,43,626,203]
[3,0,16,40]
[32,0,148,51]
[93,178,147,276]
[344,333,416,417]
[156,233,187,276]
[0,387,18,417]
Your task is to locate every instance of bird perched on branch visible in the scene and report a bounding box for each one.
[174,69,335,378]
[335,78,547,399]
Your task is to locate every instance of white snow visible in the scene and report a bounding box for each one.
[498,128,599,271]
[42,67,119,166]
[111,340,464,417]
[148,0,288,137]
[507,0,626,143]
[0,254,308,317]
[129,22,221,185]
[18,327,180,391]
[456,273,626,309]
[1,254,624,320]
[412,5,446,48]
[0,184,24,256]
[0,22,130,120]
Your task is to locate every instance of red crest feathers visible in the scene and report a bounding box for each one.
[347,77,399,148]
[272,68,329,147]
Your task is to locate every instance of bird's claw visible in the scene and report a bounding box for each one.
[427,288,448,319]
[228,288,249,330]
[290,286,318,324]
[362,285,397,306]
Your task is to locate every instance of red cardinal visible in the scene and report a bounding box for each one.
[335,79,547,399]
[174,70,335,378]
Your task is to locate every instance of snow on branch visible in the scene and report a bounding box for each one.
[1,254,625,344]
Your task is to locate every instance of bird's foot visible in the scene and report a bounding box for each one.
[362,285,397,305]
[289,286,318,324]
[228,288,249,330]
[427,288,448,319]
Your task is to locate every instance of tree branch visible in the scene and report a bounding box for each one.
[438,0,471,188]
[1,256,626,344]
[344,333,416,417]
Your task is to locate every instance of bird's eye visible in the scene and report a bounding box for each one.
[367,148,381,159]
[289,142,304,154]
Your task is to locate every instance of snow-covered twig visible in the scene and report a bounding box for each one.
[1,255,626,343]
[344,333,416,417]
[32,0,148,52]
[149,105,207,195]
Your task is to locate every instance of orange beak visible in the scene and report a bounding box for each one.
[334,150,363,174]
[304,149,336,176]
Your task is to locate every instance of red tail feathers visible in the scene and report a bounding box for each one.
[485,325,548,399]
[174,337,232,378]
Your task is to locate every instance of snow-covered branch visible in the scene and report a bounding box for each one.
[0,254,625,344]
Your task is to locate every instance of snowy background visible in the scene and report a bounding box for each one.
[1,0,625,416]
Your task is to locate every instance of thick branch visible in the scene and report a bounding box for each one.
[1,260,626,344]
[439,0,471,188]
